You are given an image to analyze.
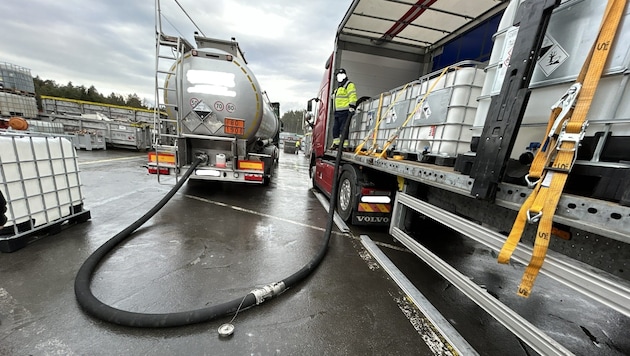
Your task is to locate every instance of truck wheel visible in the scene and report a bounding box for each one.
[337,168,358,222]
[263,158,272,186]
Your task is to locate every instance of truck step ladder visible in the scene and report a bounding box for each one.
[151,0,193,183]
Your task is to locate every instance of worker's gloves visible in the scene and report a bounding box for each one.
[0,190,7,227]
[349,104,356,113]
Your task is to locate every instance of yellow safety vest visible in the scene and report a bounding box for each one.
[334,81,357,111]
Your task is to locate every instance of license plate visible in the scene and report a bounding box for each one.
[195,169,221,177]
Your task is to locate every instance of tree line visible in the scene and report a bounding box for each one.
[280,109,306,135]
[33,77,147,109]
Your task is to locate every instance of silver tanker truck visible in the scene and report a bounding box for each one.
[151,35,281,185]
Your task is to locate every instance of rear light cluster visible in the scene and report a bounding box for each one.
[244,174,263,182]
[148,167,169,175]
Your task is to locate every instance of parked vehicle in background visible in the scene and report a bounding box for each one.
[283,136,299,154]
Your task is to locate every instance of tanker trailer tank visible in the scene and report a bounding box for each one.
[163,36,280,185]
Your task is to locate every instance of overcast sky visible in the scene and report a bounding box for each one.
[0,0,352,115]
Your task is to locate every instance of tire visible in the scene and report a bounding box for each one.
[337,167,358,222]
[263,157,273,186]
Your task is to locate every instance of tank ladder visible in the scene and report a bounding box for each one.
[152,0,193,183]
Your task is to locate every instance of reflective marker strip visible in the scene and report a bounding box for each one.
[148,152,175,164]
[358,203,391,213]
[238,160,264,170]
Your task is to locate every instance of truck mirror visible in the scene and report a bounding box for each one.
[306,97,320,112]
[304,113,314,128]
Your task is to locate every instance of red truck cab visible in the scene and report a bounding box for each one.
[308,56,332,161]
[307,56,395,225]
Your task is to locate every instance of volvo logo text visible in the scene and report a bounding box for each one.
[356,216,390,223]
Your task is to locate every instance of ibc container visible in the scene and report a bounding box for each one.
[474,0,630,161]
[350,61,485,157]
[0,134,87,240]
[0,92,38,119]
[0,62,35,93]
[26,120,65,135]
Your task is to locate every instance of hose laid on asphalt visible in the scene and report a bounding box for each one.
[74,116,351,328]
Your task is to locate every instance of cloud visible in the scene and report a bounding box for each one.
[222,2,292,40]
[0,0,351,115]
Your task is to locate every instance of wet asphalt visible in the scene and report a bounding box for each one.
[0,148,433,356]
[1,147,628,356]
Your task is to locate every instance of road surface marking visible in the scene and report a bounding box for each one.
[79,156,145,165]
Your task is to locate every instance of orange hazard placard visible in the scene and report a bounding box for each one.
[225,118,245,135]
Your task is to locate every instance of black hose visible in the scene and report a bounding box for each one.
[74,114,352,328]
[283,114,350,288]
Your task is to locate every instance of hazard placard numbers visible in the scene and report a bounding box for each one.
[224,118,245,135]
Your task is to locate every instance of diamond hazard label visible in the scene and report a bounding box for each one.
[386,110,397,124]
[537,35,569,77]
[193,101,213,120]
[422,103,432,119]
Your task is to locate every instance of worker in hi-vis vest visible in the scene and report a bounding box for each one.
[331,68,357,149]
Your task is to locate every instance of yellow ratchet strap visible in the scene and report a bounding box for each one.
[355,93,383,155]
[498,0,626,298]
[376,66,451,159]
[355,83,410,155]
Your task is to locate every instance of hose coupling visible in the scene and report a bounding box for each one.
[251,282,286,305]
[195,152,209,164]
